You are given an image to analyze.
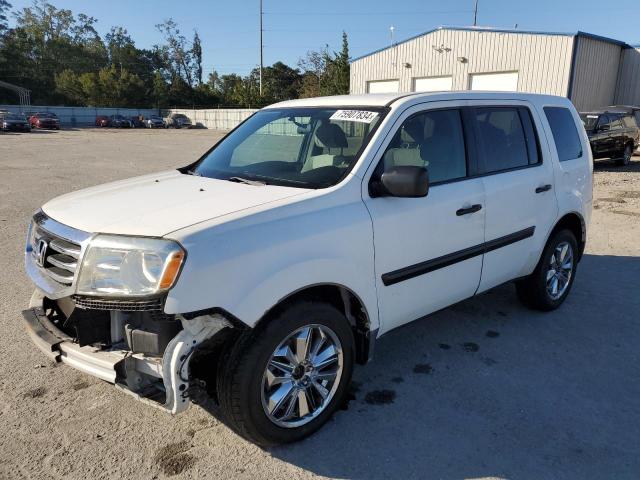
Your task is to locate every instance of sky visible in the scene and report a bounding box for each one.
[6,0,640,78]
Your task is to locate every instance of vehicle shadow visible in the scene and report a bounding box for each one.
[261,254,640,479]
[593,155,640,173]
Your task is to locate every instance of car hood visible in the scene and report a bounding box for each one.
[42,170,309,236]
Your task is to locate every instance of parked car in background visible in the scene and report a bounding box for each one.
[109,115,133,128]
[129,116,145,128]
[165,113,192,128]
[1,111,31,132]
[29,112,60,130]
[23,92,592,446]
[144,115,165,128]
[580,110,639,166]
[95,115,110,127]
[608,105,640,151]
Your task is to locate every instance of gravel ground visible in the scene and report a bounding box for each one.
[1,129,639,480]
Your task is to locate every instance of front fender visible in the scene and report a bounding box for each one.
[164,188,379,331]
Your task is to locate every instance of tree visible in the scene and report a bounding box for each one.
[156,19,195,87]
[152,70,169,108]
[297,32,350,98]
[192,30,203,85]
[260,61,302,103]
[0,0,11,34]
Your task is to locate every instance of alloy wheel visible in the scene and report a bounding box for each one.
[546,241,574,300]
[261,324,343,428]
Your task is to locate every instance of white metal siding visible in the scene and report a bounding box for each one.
[350,29,574,96]
[569,37,622,111]
[614,47,640,106]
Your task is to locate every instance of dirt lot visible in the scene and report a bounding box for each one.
[1,129,639,480]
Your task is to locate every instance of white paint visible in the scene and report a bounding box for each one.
[367,79,400,93]
[413,76,453,92]
[470,71,519,91]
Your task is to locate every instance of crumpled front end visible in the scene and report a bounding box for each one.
[22,212,232,413]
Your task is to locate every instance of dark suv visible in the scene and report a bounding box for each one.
[580,110,639,166]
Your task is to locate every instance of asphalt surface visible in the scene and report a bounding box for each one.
[1,129,639,480]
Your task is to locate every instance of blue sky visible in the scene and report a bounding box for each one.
[7,0,640,77]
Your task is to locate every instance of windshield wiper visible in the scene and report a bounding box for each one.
[227,176,266,186]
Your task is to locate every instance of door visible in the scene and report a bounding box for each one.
[414,76,453,92]
[363,104,485,334]
[471,105,558,293]
[367,80,400,94]
[609,114,626,154]
[592,114,615,157]
[470,72,519,91]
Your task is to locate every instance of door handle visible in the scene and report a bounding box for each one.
[456,204,482,216]
[535,184,552,193]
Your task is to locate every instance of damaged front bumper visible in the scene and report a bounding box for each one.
[22,290,231,414]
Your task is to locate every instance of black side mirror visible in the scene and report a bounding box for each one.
[372,166,429,198]
[598,124,610,132]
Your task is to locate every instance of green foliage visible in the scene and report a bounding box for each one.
[0,0,12,33]
[0,1,351,107]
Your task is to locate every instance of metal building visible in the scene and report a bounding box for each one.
[350,26,640,112]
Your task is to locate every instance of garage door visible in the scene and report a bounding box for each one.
[470,72,519,91]
[414,76,453,92]
[367,80,399,94]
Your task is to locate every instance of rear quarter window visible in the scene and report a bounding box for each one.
[543,107,583,162]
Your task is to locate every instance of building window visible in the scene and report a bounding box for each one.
[469,71,519,91]
[367,80,399,94]
[413,76,453,92]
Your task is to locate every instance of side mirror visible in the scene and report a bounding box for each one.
[374,166,429,198]
[598,124,610,132]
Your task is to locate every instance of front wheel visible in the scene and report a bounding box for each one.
[217,301,354,446]
[615,144,633,166]
[516,229,578,311]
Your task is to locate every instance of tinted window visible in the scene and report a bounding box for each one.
[609,114,623,130]
[621,115,636,128]
[381,109,466,184]
[474,107,529,173]
[544,107,583,162]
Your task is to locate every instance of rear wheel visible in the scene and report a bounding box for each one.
[616,144,633,166]
[217,301,354,446]
[516,229,578,311]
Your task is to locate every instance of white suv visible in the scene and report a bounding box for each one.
[23,92,592,445]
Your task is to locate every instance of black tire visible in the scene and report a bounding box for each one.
[216,301,354,446]
[615,144,633,166]
[516,229,578,311]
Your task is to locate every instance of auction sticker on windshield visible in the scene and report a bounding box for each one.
[330,110,379,123]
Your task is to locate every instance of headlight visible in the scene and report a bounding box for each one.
[76,235,185,297]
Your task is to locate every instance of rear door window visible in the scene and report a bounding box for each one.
[473,107,533,173]
[543,107,583,162]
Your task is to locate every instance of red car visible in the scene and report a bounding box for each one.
[29,112,61,130]
[95,115,110,127]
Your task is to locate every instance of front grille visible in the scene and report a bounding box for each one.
[31,219,82,286]
[73,296,165,312]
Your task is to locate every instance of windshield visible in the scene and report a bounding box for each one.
[580,114,599,131]
[192,107,385,189]
[6,113,26,120]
